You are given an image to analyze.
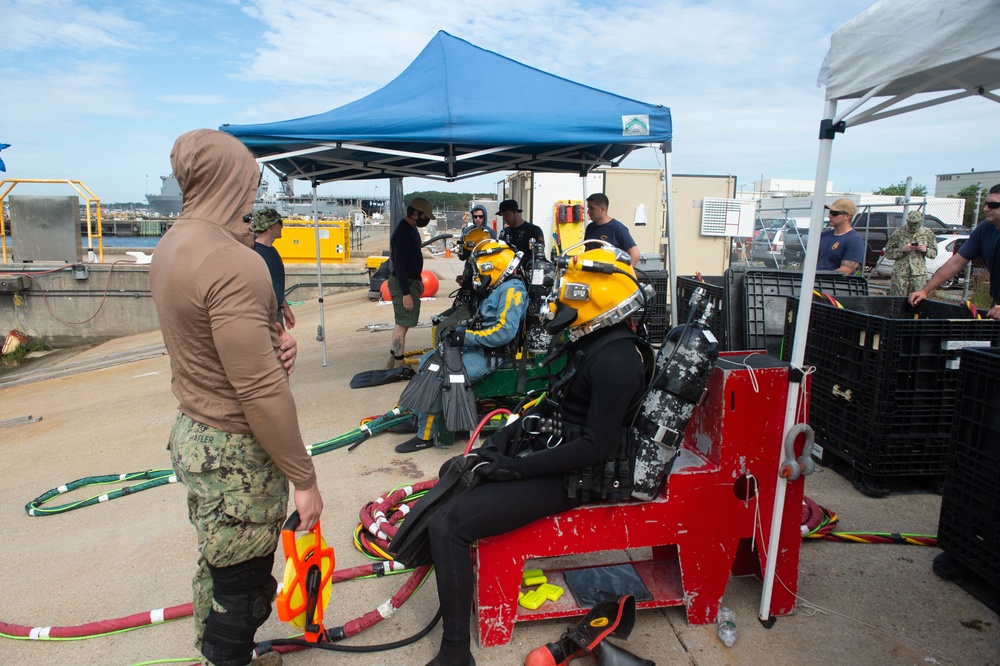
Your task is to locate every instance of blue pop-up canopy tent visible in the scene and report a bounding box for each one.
[223,31,672,182]
[223,31,675,364]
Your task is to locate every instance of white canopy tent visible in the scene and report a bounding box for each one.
[762,0,1000,622]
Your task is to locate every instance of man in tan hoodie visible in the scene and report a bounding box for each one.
[150,129,322,666]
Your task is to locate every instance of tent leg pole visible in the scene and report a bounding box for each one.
[663,144,677,328]
[312,182,328,367]
[758,99,838,624]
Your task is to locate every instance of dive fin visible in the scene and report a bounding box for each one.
[590,640,655,666]
[398,351,445,413]
[388,455,479,567]
[349,365,415,389]
[440,343,478,432]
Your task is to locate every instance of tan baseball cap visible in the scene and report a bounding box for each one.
[408,197,436,220]
[824,198,857,218]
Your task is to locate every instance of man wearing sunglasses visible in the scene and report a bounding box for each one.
[910,184,1000,319]
[461,204,497,240]
[817,198,864,276]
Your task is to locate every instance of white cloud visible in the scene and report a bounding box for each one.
[156,93,229,105]
[0,0,143,52]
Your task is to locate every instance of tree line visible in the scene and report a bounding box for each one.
[404,191,495,212]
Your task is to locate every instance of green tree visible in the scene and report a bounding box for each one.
[873,181,928,197]
[405,191,495,212]
[950,184,985,228]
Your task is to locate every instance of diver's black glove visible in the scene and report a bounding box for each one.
[474,448,522,482]
[446,329,465,347]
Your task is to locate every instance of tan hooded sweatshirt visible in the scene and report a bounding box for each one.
[150,129,316,489]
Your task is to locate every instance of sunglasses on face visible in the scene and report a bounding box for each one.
[829,210,847,217]
[472,214,485,219]
[985,201,1000,210]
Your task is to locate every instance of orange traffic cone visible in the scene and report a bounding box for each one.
[445,245,451,258]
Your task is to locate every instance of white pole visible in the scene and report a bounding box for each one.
[758,98,837,622]
[312,182,328,366]
[663,143,678,327]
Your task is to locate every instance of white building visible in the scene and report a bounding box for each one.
[934,171,1000,198]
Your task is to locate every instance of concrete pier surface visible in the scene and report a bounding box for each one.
[0,252,996,666]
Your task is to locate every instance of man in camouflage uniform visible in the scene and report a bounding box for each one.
[884,209,938,296]
[151,129,322,666]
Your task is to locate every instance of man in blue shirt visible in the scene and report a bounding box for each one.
[910,183,1000,320]
[583,193,639,266]
[817,197,865,275]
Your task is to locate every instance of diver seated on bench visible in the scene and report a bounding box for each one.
[389,243,679,666]
[395,239,529,454]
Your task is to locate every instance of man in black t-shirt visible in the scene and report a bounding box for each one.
[497,199,545,264]
[386,197,434,368]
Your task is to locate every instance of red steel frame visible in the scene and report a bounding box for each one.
[474,353,807,647]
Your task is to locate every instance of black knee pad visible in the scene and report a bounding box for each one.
[201,555,277,666]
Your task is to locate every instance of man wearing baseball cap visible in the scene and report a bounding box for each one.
[386,197,434,369]
[251,208,295,328]
[817,197,864,275]
[497,199,545,264]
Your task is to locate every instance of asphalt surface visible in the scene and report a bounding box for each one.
[1,253,997,666]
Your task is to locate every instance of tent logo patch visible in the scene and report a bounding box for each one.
[622,115,649,136]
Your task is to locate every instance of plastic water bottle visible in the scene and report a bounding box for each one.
[716,606,737,647]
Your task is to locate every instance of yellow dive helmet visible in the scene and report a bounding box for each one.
[459,227,493,260]
[471,239,522,296]
[543,241,647,341]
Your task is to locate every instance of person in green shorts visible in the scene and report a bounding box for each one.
[386,197,434,368]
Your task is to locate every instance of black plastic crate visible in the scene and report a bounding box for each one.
[743,270,869,356]
[637,270,670,344]
[938,347,1000,590]
[676,275,726,349]
[784,296,1000,479]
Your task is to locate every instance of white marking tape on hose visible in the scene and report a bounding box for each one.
[377,600,396,619]
[29,627,52,640]
[58,485,68,494]
[151,608,166,624]
[98,494,110,503]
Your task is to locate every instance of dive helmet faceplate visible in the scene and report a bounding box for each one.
[459,227,492,260]
[471,239,522,295]
[543,242,645,341]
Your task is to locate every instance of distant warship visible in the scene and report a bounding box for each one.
[147,175,387,219]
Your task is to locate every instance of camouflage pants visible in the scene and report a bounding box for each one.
[890,271,925,297]
[168,412,289,653]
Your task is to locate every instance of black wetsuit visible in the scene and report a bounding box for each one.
[425,323,646,654]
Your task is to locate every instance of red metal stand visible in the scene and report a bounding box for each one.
[474,353,807,647]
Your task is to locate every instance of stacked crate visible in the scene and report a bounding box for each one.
[784,296,1000,495]
[937,347,1000,595]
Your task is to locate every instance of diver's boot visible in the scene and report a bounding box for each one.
[425,637,476,666]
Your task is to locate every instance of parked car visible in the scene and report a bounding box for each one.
[851,210,951,268]
[781,227,810,267]
[750,219,809,267]
[872,234,967,288]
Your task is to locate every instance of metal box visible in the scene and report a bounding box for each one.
[0,275,30,292]
[9,195,82,263]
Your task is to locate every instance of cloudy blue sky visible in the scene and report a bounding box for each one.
[1,0,992,203]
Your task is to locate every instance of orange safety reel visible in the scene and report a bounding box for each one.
[275,511,336,642]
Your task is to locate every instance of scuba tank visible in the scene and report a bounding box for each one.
[525,240,557,355]
[630,288,719,501]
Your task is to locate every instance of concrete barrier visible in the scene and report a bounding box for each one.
[0,258,370,347]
